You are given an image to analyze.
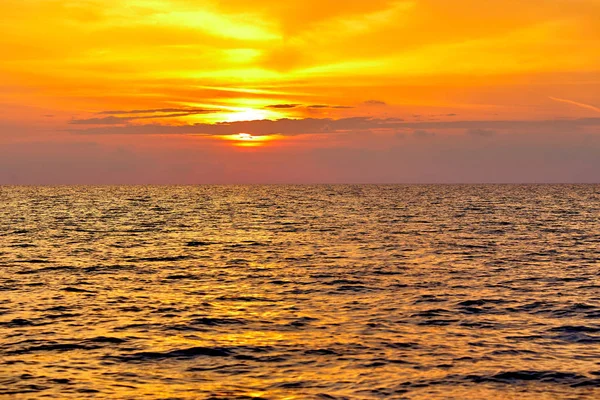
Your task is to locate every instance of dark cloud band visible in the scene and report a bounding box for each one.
[71,116,600,135]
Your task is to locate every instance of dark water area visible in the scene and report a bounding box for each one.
[1,184,599,399]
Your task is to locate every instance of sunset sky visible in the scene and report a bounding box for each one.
[1,0,599,183]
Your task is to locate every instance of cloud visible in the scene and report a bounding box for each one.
[363,100,387,106]
[75,116,403,135]
[307,104,354,109]
[98,108,219,115]
[70,111,216,125]
[70,116,132,125]
[72,116,600,136]
[549,97,600,113]
[265,104,301,109]
[264,103,353,110]
[69,107,225,125]
[396,118,600,131]
[74,117,343,135]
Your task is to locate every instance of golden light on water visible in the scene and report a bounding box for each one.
[2,185,600,398]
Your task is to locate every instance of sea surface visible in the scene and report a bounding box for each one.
[1,185,600,399]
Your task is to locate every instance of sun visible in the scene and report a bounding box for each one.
[237,133,254,140]
[218,132,282,147]
[225,108,269,122]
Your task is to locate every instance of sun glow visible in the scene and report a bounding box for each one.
[225,108,271,122]
[218,133,281,147]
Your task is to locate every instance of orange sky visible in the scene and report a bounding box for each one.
[1,0,599,183]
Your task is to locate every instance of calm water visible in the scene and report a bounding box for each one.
[1,185,600,399]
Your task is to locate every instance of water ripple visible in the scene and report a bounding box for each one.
[1,184,600,399]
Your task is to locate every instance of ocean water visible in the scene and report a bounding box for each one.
[1,185,600,399]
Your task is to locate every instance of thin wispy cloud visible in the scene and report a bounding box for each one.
[307,105,354,109]
[265,104,302,109]
[363,100,387,106]
[549,97,600,113]
[71,111,216,125]
[98,108,220,115]
[70,116,131,125]
[264,103,354,111]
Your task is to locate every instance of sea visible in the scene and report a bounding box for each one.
[1,185,599,399]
